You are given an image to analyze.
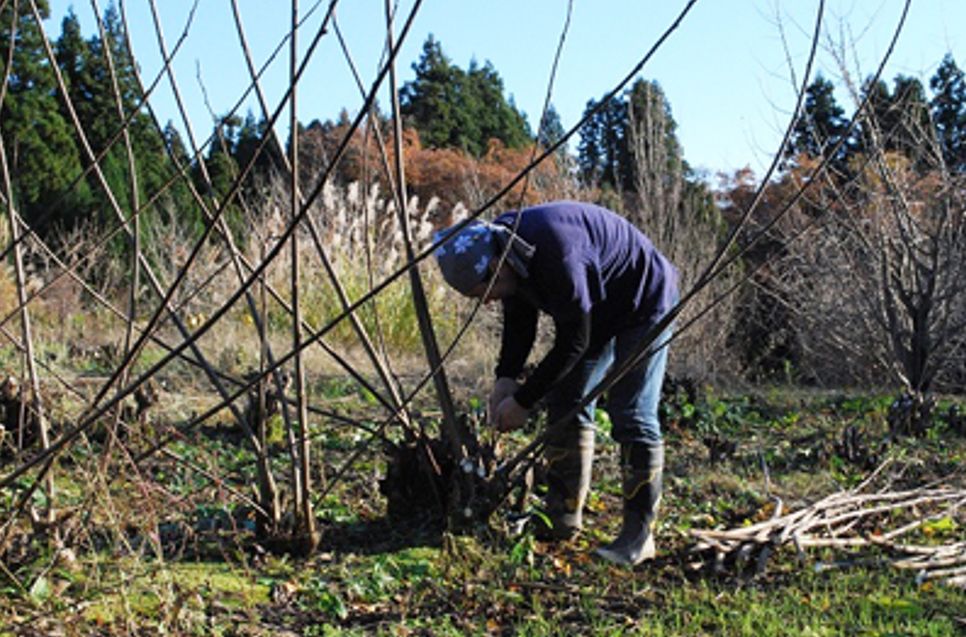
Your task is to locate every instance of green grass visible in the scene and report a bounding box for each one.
[647,571,962,636]
[276,537,966,636]
[78,561,269,622]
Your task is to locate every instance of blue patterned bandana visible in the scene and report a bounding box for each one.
[433,220,534,295]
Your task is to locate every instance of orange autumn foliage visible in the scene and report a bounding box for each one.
[300,121,571,224]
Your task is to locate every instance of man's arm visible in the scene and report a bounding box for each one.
[495,296,538,380]
[513,311,591,409]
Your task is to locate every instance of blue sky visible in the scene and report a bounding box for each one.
[45,1,965,178]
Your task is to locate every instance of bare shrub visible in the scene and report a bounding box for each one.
[781,154,966,392]
[759,49,966,393]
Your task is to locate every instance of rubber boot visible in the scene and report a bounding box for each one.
[534,428,594,540]
[595,442,663,565]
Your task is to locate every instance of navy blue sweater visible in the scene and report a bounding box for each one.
[494,201,678,408]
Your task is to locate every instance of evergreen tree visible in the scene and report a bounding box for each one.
[55,10,97,133]
[0,0,90,234]
[203,115,242,198]
[160,120,204,233]
[537,103,570,171]
[234,111,277,177]
[54,2,170,236]
[857,76,932,169]
[400,35,530,157]
[95,2,171,215]
[400,36,460,150]
[576,95,627,190]
[199,116,249,239]
[57,7,126,221]
[163,121,191,169]
[465,59,530,153]
[576,98,603,185]
[537,103,566,152]
[888,76,932,165]
[929,54,966,171]
[786,75,850,173]
[578,79,683,196]
[577,78,703,230]
[100,3,142,115]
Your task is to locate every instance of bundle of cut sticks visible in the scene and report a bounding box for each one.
[689,461,965,588]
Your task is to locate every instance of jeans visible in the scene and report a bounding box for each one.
[547,317,673,446]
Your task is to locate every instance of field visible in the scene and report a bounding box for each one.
[0,162,962,637]
[2,0,965,634]
[2,370,964,636]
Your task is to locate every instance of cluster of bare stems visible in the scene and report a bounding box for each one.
[0,0,477,557]
[690,461,966,589]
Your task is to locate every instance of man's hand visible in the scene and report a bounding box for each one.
[494,396,530,432]
[488,377,519,427]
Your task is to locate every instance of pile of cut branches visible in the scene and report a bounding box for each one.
[689,462,965,588]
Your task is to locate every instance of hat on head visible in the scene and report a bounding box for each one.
[433,219,534,295]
